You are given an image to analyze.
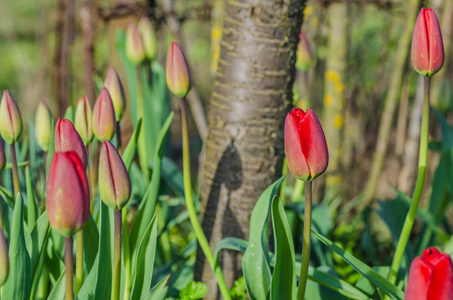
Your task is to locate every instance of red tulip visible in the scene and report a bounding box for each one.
[46,151,90,237]
[405,247,453,300]
[166,42,192,98]
[105,67,126,121]
[98,141,131,210]
[54,118,88,169]
[92,88,116,142]
[0,140,5,172]
[0,90,23,144]
[284,108,328,181]
[411,8,444,77]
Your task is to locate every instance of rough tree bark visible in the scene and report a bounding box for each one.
[195,0,306,298]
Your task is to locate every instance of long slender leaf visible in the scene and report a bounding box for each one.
[47,271,66,300]
[123,118,142,171]
[25,167,38,233]
[0,185,14,208]
[94,202,113,299]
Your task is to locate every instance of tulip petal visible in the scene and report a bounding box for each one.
[427,252,453,300]
[405,257,432,300]
[285,112,310,181]
[55,119,88,169]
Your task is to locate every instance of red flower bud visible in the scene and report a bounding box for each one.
[74,96,94,146]
[0,90,23,144]
[405,247,453,300]
[126,23,146,65]
[105,67,126,121]
[0,229,8,286]
[411,8,444,77]
[0,140,5,172]
[138,17,158,61]
[46,151,90,237]
[54,118,88,169]
[284,108,328,181]
[92,88,116,142]
[166,42,192,98]
[35,101,53,152]
[98,141,131,210]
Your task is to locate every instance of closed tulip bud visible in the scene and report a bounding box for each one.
[74,96,94,145]
[138,17,158,61]
[166,42,192,98]
[405,247,453,300]
[92,88,116,142]
[0,141,5,172]
[55,118,88,169]
[105,67,126,121]
[0,229,8,286]
[46,152,90,237]
[126,22,145,65]
[0,90,23,144]
[35,101,53,152]
[296,31,313,71]
[411,8,444,77]
[98,141,131,210]
[285,108,328,181]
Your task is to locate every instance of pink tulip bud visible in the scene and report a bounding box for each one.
[411,8,444,77]
[74,96,94,146]
[405,247,453,300]
[105,67,126,121]
[126,23,146,65]
[54,118,88,169]
[138,17,158,61]
[46,151,90,237]
[0,141,5,172]
[166,42,192,98]
[0,90,23,144]
[35,101,53,152]
[284,108,328,181]
[98,141,131,210]
[0,229,8,287]
[92,88,116,142]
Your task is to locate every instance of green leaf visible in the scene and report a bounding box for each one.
[270,196,296,300]
[4,161,29,170]
[142,275,170,300]
[76,255,99,299]
[94,202,113,299]
[47,271,66,300]
[311,230,404,300]
[130,213,158,300]
[25,167,38,233]
[83,215,100,274]
[2,193,31,300]
[242,176,285,300]
[129,112,173,252]
[180,281,208,300]
[0,185,15,208]
[214,237,248,269]
[123,118,142,171]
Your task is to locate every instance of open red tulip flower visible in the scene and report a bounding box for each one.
[55,118,88,169]
[46,151,90,237]
[405,247,453,300]
[411,8,444,77]
[284,108,328,181]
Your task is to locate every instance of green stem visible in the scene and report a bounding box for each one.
[112,209,122,300]
[297,181,312,300]
[387,76,430,286]
[122,208,132,300]
[10,144,20,196]
[116,121,122,155]
[64,237,74,300]
[180,97,231,300]
[75,231,83,295]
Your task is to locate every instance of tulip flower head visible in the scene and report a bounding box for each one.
[54,118,88,169]
[126,22,146,65]
[92,88,116,142]
[166,42,192,98]
[35,101,53,152]
[138,17,158,61]
[74,96,94,146]
[0,141,5,172]
[411,8,444,77]
[46,151,90,237]
[405,247,453,300]
[0,229,8,287]
[284,108,328,181]
[98,141,131,210]
[0,90,23,144]
[104,67,126,121]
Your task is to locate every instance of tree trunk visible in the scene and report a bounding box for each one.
[195,0,306,298]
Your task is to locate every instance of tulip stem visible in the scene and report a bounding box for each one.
[9,144,20,196]
[75,231,83,295]
[122,207,132,300]
[112,209,122,300]
[387,76,430,287]
[297,180,312,300]
[64,237,74,300]
[116,121,122,155]
[180,97,231,300]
